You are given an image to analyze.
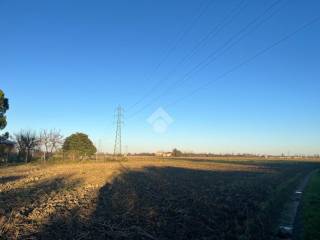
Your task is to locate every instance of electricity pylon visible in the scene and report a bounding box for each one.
[113,106,123,156]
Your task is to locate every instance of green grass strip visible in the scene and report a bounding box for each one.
[303,169,320,240]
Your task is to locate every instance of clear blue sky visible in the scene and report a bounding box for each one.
[1,0,319,155]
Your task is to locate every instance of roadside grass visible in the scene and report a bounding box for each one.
[302,169,320,240]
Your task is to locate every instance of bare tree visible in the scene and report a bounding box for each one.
[15,130,39,163]
[40,129,63,161]
[40,129,50,160]
[49,129,63,153]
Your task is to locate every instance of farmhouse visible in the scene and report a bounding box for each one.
[155,151,172,157]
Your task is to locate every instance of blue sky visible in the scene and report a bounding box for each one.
[1,0,320,154]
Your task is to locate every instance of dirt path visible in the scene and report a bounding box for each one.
[277,169,318,239]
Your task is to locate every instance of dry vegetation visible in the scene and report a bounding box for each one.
[0,157,319,239]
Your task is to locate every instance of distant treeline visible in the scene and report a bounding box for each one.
[129,152,320,159]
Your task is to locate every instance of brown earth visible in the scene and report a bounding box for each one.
[0,157,318,240]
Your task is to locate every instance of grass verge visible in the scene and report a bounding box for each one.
[302,169,320,240]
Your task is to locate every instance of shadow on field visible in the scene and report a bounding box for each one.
[87,167,270,240]
[168,157,317,168]
[0,175,24,184]
[33,163,318,240]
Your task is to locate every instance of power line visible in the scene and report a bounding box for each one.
[129,0,247,114]
[163,0,286,91]
[126,0,215,111]
[127,0,246,113]
[113,106,124,156]
[149,0,248,93]
[127,0,285,119]
[164,16,320,109]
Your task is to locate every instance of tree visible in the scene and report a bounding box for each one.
[40,129,63,160]
[15,130,39,162]
[0,89,9,141]
[172,148,183,157]
[63,133,96,160]
[48,129,63,153]
[40,130,50,160]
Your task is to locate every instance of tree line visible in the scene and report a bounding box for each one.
[1,88,97,163]
[12,130,97,163]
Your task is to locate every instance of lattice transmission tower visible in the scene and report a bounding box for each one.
[113,106,123,156]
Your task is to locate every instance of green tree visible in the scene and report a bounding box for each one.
[0,89,9,141]
[63,133,96,159]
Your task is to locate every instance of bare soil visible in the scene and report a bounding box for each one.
[0,157,318,240]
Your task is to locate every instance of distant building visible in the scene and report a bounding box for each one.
[0,139,16,148]
[0,139,16,163]
[155,151,172,157]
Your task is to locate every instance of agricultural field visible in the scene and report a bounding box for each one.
[0,157,319,240]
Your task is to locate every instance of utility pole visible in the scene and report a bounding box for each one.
[98,139,102,153]
[113,106,123,156]
[124,145,128,156]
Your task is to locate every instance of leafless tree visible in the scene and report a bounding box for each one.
[49,129,63,153]
[40,130,50,160]
[15,130,39,163]
[40,129,63,160]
